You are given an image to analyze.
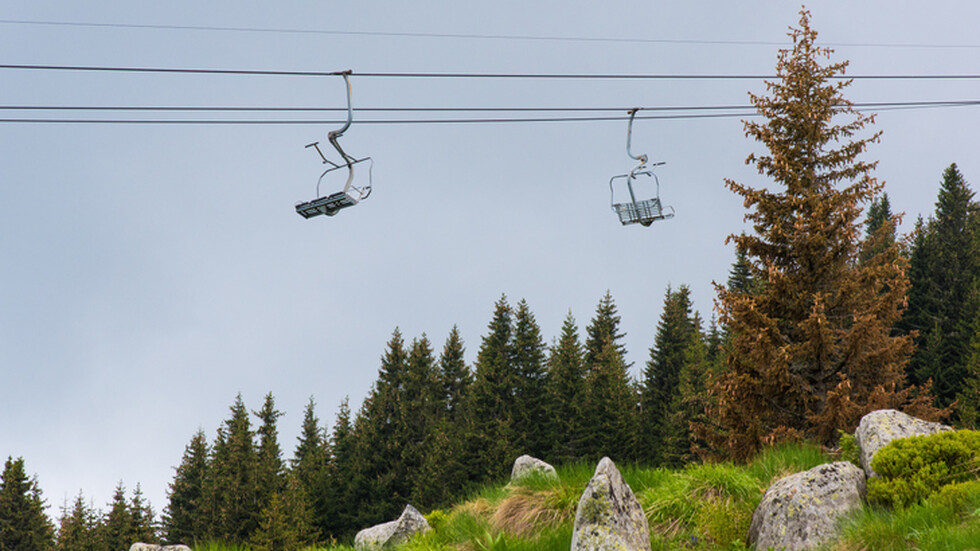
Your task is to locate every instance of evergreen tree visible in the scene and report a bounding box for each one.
[640,285,700,465]
[726,246,755,296]
[957,326,980,428]
[585,291,627,365]
[898,164,979,408]
[466,296,518,482]
[100,483,133,551]
[254,393,286,516]
[129,484,157,544]
[414,329,473,508]
[545,311,587,463]
[438,325,472,418]
[663,334,712,467]
[321,397,355,539]
[205,394,260,543]
[708,10,936,459]
[163,429,209,545]
[581,292,636,462]
[510,299,550,458]
[581,338,636,462]
[249,475,318,551]
[0,457,55,551]
[346,331,410,531]
[290,397,329,541]
[864,193,895,249]
[55,494,99,551]
[400,335,441,499]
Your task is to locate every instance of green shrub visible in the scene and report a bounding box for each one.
[867,430,980,508]
[924,479,980,512]
[837,430,861,467]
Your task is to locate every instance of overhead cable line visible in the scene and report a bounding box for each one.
[0,100,976,113]
[1,100,977,125]
[3,18,980,50]
[3,63,980,80]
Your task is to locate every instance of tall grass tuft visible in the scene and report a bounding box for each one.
[744,441,828,485]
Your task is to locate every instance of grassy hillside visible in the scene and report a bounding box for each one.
[199,443,980,551]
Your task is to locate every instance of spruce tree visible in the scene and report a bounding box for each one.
[582,338,636,462]
[957,327,980,428]
[346,331,410,530]
[641,285,700,465]
[545,311,587,463]
[163,429,209,545]
[205,394,259,543]
[466,296,518,482]
[55,494,99,551]
[663,334,712,467]
[290,397,329,540]
[100,483,133,551]
[254,392,286,517]
[585,291,627,365]
[129,484,157,544]
[321,397,355,538]
[400,335,441,499]
[438,325,472,418]
[898,164,979,408]
[581,292,636,462]
[0,457,55,551]
[249,475,318,551]
[414,329,473,508]
[709,10,934,459]
[510,299,550,458]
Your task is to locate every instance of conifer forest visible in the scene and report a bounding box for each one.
[3,8,980,551]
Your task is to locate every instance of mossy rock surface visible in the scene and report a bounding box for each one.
[748,461,866,551]
[570,457,650,551]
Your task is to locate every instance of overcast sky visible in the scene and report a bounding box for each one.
[2,0,978,520]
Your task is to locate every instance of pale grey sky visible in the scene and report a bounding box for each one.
[2,0,978,519]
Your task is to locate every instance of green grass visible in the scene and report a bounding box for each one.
[202,443,980,551]
[834,480,980,551]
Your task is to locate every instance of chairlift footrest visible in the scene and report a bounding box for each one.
[296,191,358,218]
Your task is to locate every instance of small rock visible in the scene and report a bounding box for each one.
[855,409,952,477]
[748,461,866,551]
[509,455,558,483]
[129,544,191,551]
[354,504,431,550]
[571,457,651,551]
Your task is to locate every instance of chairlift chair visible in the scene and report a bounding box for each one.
[296,71,373,219]
[608,109,674,226]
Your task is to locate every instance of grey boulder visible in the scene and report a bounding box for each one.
[354,504,431,550]
[571,457,651,551]
[748,461,866,551]
[854,409,951,477]
[510,454,558,483]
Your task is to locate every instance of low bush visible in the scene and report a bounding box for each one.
[867,429,980,508]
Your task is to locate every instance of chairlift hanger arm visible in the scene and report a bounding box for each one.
[296,69,373,219]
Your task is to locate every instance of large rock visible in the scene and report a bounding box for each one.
[571,457,651,551]
[748,461,866,551]
[354,504,431,550]
[129,545,191,551]
[510,454,558,483]
[855,409,952,477]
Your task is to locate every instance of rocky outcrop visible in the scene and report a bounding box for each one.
[571,457,651,551]
[509,454,558,483]
[748,461,866,551]
[854,409,952,477]
[129,545,191,551]
[354,504,431,550]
